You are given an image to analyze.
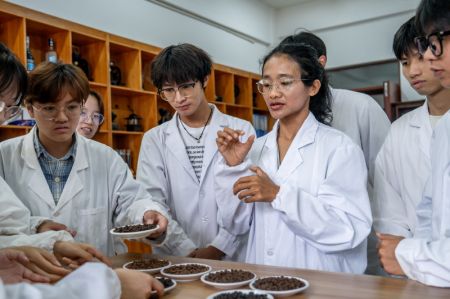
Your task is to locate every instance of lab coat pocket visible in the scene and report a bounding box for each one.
[77,207,108,250]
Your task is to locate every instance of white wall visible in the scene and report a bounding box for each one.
[275,0,420,68]
[7,0,273,73]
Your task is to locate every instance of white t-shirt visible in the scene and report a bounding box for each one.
[429,114,442,129]
[177,118,208,181]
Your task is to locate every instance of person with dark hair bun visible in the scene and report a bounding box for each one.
[214,43,372,273]
[137,43,255,261]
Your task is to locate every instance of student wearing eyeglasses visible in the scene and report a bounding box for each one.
[136,43,255,261]
[215,43,371,273]
[77,90,104,139]
[0,61,169,257]
[373,14,450,274]
[377,0,450,287]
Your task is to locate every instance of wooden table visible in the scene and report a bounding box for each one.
[112,253,450,298]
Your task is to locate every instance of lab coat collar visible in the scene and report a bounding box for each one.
[408,100,432,161]
[21,127,88,210]
[262,113,318,181]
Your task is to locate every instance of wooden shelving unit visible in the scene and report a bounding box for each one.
[0,1,274,173]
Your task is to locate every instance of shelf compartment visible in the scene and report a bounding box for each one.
[111,90,156,133]
[141,50,157,92]
[72,31,107,84]
[109,42,140,89]
[251,78,266,110]
[226,105,252,122]
[0,11,25,62]
[92,130,111,145]
[214,69,234,104]
[0,126,31,142]
[112,133,143,173]
[26,19,70,65]
[234,75,251,106]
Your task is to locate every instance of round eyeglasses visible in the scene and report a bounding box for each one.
[256,78,311,95]
[32,102,82,121]
[80,109,104,125]
[416,30,450,57]
[0,93,22,121]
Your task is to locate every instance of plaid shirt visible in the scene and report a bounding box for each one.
[33,129,77,205]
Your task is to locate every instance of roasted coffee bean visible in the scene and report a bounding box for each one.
[126,259,169,269]
[253,276,305,291]
[113,223,157,233]
[164,264,209,274]
[205,269,255,283]
[213,291,269,299]
[156,277,174,288]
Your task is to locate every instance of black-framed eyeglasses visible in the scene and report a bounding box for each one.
[416,30,450,57]
[158,81,197,101]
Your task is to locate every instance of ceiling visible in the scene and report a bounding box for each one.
[259,0,313,9]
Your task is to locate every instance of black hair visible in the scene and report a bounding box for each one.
[0,43,27,103]
[25,62,89,105]
[393,17,419,60]
[416,0,450,35]
[280,31,327,57]
[261,43,332,125]
[89,90,104,116]
[151,43,212,90]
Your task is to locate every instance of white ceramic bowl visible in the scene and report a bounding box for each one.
[206,289,274,299]
[152,277,177,294]
[122,259,171,274]
[201,269,256,289]
[109,224,159,239]
[160,263,212,282]
[249,275,309,298]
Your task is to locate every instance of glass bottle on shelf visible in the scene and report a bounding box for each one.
[26,36,35,71]
[45,38,57,63]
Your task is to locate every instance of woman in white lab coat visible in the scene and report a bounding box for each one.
[216,44,372,273]
[0,62,168,256]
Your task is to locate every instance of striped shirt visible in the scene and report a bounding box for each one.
[33,129,77,204]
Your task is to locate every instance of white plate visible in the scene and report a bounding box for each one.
[152,277,177,294]
[250,276,309,297]
[207,289,274,299]
[122,260,171,274]
[201,270,256,289]
[109,224,159,239]
[160,263,211,282]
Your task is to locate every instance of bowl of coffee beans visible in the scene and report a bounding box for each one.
[201,269,256,289]
[250,276,309,297]
[160,263,211,282]
[206,289,274,299]
[110,223,159,239]
[155,276,176,293]
[123,258,171,274]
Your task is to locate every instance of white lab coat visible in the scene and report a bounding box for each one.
[137,105,254,260]
[330,87,391,193]
[0,177,73,251]
[373,102,432,237]
[0,262,121,299]
[0,128,168,256]
[330,88,391,274]
[216,113,372,273]
[395,111,450,287]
